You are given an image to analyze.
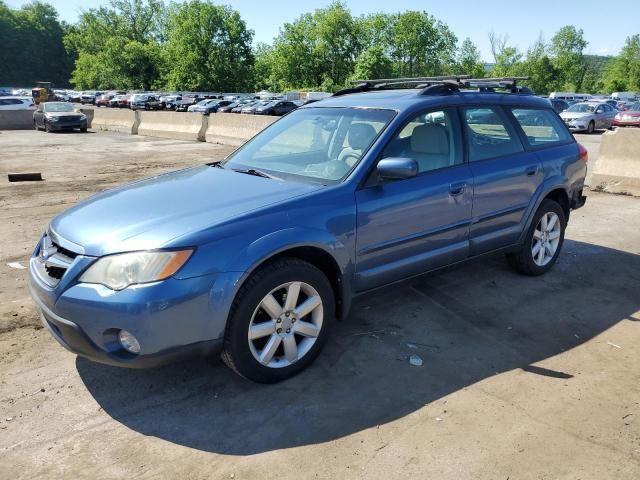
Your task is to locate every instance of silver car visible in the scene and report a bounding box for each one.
[560,102,618,133]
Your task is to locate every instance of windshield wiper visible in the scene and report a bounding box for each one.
[231,168,276,179]
[207,161,226,169]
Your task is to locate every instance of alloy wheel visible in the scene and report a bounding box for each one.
[248,281,323,368]
[531,212,561,267]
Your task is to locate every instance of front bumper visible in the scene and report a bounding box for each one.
[613,119,640,127]
[48,120,87,131]
[28,237,241,368]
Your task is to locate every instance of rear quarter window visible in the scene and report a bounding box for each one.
[510,108,572,148]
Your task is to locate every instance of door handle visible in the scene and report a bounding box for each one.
[449,182,466,196]
[526,166,538,177]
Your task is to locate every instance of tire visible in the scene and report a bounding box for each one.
[586,121,595,134]
[222,257,335,383]
[33,120,39,131]
[507,199,566,276]
[44,120,51,133]
[80,127,87,133]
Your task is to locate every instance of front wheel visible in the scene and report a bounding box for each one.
[507,199,566,276]
[44,120,51,133]
[222,258,335,383]
[586,121,595,134]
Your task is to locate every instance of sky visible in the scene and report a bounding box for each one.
[6,0,638,61]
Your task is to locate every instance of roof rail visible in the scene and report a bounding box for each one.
[333,75,471,97]
[332,75,535,97]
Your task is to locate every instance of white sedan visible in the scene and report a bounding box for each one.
[0,96,35,110]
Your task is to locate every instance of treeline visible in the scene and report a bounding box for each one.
[1,0,639,95]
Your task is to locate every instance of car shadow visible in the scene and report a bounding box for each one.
[77,239,640,455]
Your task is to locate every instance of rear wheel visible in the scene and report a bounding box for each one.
[507,199,566,276]
[222,258,335,383]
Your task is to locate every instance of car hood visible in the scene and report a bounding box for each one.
[560,111,592,120]
[50,165,322,256]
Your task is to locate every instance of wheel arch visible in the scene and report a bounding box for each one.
[239,243,351,321]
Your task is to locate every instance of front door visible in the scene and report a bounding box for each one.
[354,108,473,291]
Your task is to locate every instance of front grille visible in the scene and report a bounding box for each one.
[34,234,79,287]
[45,265,66,279]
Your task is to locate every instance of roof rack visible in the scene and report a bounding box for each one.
[333,76,471,97]
[333,75,534,97]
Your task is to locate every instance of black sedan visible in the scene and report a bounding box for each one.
[33,102,88,132]
[254,100,298,116]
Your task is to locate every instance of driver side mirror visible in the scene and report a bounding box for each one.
[377,157,418,181]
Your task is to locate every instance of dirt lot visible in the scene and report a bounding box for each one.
[1,130,639,480]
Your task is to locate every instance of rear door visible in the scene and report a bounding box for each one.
[461,106,543,255]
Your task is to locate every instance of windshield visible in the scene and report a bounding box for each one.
[223,107,395,184]
[44,103,74,112]
[567,103,596,113]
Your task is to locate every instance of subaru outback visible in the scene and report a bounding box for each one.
[28,76,588,383]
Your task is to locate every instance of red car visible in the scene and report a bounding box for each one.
[95,94,114,107]
[613,102,640,127]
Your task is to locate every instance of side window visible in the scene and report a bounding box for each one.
[462,107,524,162]
[510,108,571,147]
[381,109,462,173]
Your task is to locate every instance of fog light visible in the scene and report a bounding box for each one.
[118,330,140,354]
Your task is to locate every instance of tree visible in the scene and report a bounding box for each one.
[67,0,165,89]
[163,1,254,91]
[352,45,392,81]
[488,30,509,63]
[388,11,457,77]
[455,37,485,78]
[603,35,640,93]
[0,1,73,86]
[550,26,588,91]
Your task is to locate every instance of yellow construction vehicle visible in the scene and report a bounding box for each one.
[32,82,57,104]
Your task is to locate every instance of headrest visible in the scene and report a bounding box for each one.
[411,124,449,155]
[348,123,377,150]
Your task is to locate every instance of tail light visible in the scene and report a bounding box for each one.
[577,143,588,163]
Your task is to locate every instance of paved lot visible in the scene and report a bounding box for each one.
[1,130,639,480]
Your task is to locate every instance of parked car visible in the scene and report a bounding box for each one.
[175,96,203,112]
[559,101,618,133]
[549,99,569,113]
[0,96,35,110]
[33,101,87,132]
[80,91,101,105]
[613,102,640,127]
[187,99,218,113]
[254,100,298,116]
[241,100,270,114]
[129,94,162,111]
[28,78,587,383]
[95,94,114,107]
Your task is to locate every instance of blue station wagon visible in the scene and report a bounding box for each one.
[29,77,588,383]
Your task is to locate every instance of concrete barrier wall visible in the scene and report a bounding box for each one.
[0,109,35,130]
[138,111,208,142]
[81,108,139,134]
[591,128,640,196]
[206,113,278,146]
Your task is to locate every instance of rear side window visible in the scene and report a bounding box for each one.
[510,108,571,147]
[462,107,524,162]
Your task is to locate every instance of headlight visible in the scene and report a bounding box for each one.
[79,250,193,290]
[48,116,59,122]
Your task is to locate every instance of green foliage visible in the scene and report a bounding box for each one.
[603,35,640,92]
[454,38,486,78]
[0,1,73,86]
[163,1,254,91]
[550,26,588,91]
[352,46,393,81]
[0,0,635,96]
